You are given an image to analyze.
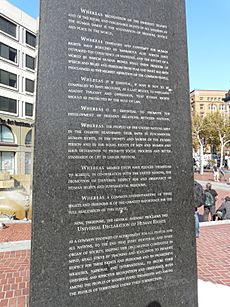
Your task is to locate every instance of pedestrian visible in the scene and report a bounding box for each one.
[24,195,30,220]
[195,208,200,238]
[213,164,219,182]
[216,196,230,220]
[194,181,204,237]
[203,183,218,222]
[219,167,227,182]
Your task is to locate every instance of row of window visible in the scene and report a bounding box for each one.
[0,69,35,92]
[0,15,36,48]
[199,104,229,111]
[208,104,230,111]
[0,95,33,116]
[200,96,223,101]
[0,125,32,145]
[0,42,36,70]
[207,97,222,101]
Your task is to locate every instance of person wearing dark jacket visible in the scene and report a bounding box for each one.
[216,196,230,220]
[203,183,218,221]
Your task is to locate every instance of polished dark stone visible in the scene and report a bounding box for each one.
[30,0,198,306]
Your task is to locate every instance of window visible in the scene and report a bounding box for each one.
[25,79,34,93]
[208,104,216,111]
[0,96,17,114]
[0,69,17,88]
[26,31,36,47]
[0,42,17,63]
[25,103,33,116]
[200,97,203,100]
[25,130,32,145]
[219,105,225,111]
[0,152,15,174]
[0,125,14,143]
[0,16,16,37]
[26,55,35,70]
[200,104,204,110]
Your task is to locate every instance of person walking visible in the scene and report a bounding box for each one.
[219,167,227,182]
[203,183,218,222]
[213,164,219,182]
[216,196,230,220]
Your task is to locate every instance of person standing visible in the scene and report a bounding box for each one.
[194,181,204,237]
[203,183,218,222]
[195,208,200,237]
[213,164,219,182]
[24,195,30,220]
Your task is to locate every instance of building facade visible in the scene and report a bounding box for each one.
[0,0,38,188]
[190,89,229,118]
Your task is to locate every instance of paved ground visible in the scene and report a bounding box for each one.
[0,250,30,307]
[195,170,230,192]
[197,223,230,287]
[0,224,31,244]
[0,173,229,306]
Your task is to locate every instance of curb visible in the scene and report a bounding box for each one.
[200,220,230,227]
[0,240,31,252]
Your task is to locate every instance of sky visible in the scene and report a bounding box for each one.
[7,0,230,91]
[186,0,230,91]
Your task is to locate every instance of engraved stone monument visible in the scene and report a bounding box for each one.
[30,0,198,306]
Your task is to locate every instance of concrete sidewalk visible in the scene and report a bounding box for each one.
[194,170,230,192]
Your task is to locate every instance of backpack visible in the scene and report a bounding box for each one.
[194,181,205,208]
[204,191,214,207]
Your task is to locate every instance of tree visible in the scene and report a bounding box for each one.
[205,111,230,167]
[192,114,207,174]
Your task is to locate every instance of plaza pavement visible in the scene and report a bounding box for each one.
[195,171,230,288]
[0,173,229,306]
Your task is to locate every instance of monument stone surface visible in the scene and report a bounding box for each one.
[30,0,198,306]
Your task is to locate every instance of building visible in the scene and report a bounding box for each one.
[0,0,38,190]
[190,89,229,118]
